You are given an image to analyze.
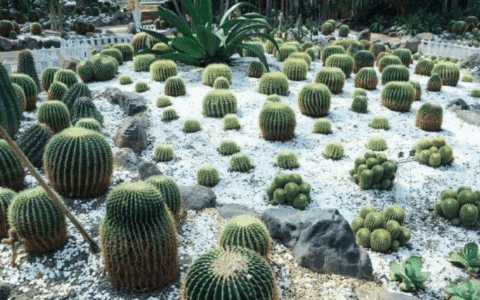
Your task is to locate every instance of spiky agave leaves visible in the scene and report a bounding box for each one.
[314,67,345,94]
[229,153,253,172]
[324,141,344,160]
[133,54,156,72]
[259,102,296,141]
[325,54,354,78]
[99,182,178,292]
[281,58,308,81]
[41,67,61,91]
[17,50,40,90]
[354,68,378,90]
[381,82,415,112]
[150,59,178,81]
[313,118,332,134]
[321,45,346,65]
[378,55,402,72]
[415,101,443,132]
[432,62,460,87]
[17,123,53,168]
[258,72,289,95]
[43,127,113,198]
[381,65,410,85]
[46,81,68,101]
[164,76,186,97]
[415,59,434,76]
[242,41,264,57]
[145,175,182,225]
[353,50,375,73]
[197,166,220,187]
[7,186,67,253]
[370,115,390,130]
[9,73,38,111]
[180,246,278,300]
[297,83,331,117]
[202,64,233,86]
[0,64,22,137]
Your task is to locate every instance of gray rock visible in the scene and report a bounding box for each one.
[14,39,25,50]
[86,32,95,38]
[448,98,469,110]
[23,37,40,49]
[102,87,148,116]
[415,32,434,40]
[180,186,217,211]
[127,23,137,34]
[43,39,61,48]
[216,204,260,220]
[457,110,480,126]
[388,31,397,37]
[460,52,480,68]
[60,56,79,71]
[0,37,15,51]
[105,30,115,35]
[262,208,373,279]
[114,116,148,154]
[325,35,335,42]
[138,161,162,180]
[404,36,421,53]
[373,291,419,300]
[0,283,12,299]
[357,29,371,41]
[114,147,139,171]
[382,26,395,34]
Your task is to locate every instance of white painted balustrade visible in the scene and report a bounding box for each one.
[418,39,480,61]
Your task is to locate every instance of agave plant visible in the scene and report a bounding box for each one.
[141,0,278,70]
[445,279,480,300]
[449,242,480,274]
[389,256,430,292]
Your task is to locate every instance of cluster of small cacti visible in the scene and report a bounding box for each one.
[381,65,410,85]
[434,187,480,227]
[367,135,388,151]
[197,166,220,187]
[154,144,174,162]
[150,60,178,81]
[354,67,378,90]
[275,150,299,169]
[258,72,289,95]
[313,118,332,134]
[351,205,411,253]
[229,153,253,172]
[321,45,345,65]
[162,108,179,121]
[134,80,150,93]
[351,95,368,113]
[78,54,118,82]
[76,60,95,83]
[353,50,375,73]
[415,59,434,76]
[324,141,345,160]
[281,58,308,81]
[259,102,296,140]
[0,64,22,137]
[0,140,25,191]
[164,76,186,97]
[297,83,331,117]
[202,64,233,86]
[154,18,168,30]
[47,81,68,100]
[432,62,460,86]
[202,90,237,117]
[381,81,415,112]
[370,115,390,130]
[412,136,454,168]
[183,118,201,133]
[9,73,38,111]
[415,101,443,131]
[349,151,397,190]
[378,55,402,72]
[265,173,311,210]
[427,73,443,92]
[133,54,156,72]
[314,67,345,94]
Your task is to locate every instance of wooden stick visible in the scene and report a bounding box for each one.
[0,125,99,253]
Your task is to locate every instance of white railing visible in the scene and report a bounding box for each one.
[141,24,156,30]
[3,34,133,74]
[418,39,480,61]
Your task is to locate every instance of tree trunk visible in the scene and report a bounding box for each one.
[49,4,57,31]
[442,0,448,13]
[225,0,229,11]
[451,0,458,10]
[266,0,272,18]
[292,0,298,20]
[467,0,472,11]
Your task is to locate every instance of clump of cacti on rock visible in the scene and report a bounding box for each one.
[349,151,397,191]
[412,136,454,168]
[265,173,311,210]
[434,186,480,227]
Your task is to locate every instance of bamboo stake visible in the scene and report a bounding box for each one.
[0,125,99,253]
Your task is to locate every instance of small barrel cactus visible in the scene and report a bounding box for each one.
[218,140,240,156]
[258,72,289,95]
[381,65,410,85]
[202,90,237,117]
[321,45,346,65]
[325,54,354,78]
[29,22,42,35]
[367,136,388,151]
[409,81,421,101]
[305,48,317,61]
[101,48,123,65]
[61,83,91,113]
[222,114,240,130]
[17,50,40,89]
[470,88,480,97]
[162,108,179,122]
[11,83,26,112]
[370,43,387,58]
[275,45,298,62]
[76,118,102,133]
[17,123,53,168]
[370,115,390,130]
[36,101,71,134]
[156,96,172,108]
[415,59,434,76]
[76,60,95,83]
[92,54,118,81]
[131,32,158,54]
[145,175,182,224]
[351,96,368,113]
[119,74,133,85]
[415,101,443,132]
[150,59,178,81]
[381,82,415,112]
[197,166,220,187]
[313,118,332,134]
[353,50,375,73]
[427,73,443,92]
[219,215,271,257]
[9,73,38,111]
[112,43,134,61]
[53,69,78,89]
[314,67,346,94]
[297,83,331,117]
[0,140,25,191]
[154,144,174,162]
[43,127,113,198]
[164,76,186,97]
[370,229,391,253]
[276,150,299,169]
[289,52,312,68]
[347,42,364,58]
[338,25,349,37]
[183,118,201,133]
[259,102,296,141]
[0,188,16,238]
[281,58,308,81]
[354,67,378,90]
[462,74,475,83]
[432,62,460,86]
[248,61,265,78]
[152,42,171,54]
[133,54,156,72]
[378,55,402,72]
[324,141,344,160]
[229,153,253,172]
[213,76,230,89]
[46,81,68,101]
[134,80,150,93]
[7,186,67,253]
[202,63,232,86]
[352,88,367,98]
[392,48,413,67]
[321,22,334,35]
[71,97,103,125]
[41,67,61,91]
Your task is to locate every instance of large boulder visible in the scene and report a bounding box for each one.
[357,29,371,41]
[114,116,148,154]
[0,37,15,51]
[138,161,162,180]
[460,52,480,68]
[102,87,147,116]
[60,55,79,71]
[391,36,421,53]
[262,208,373,279]
[180,186,218,211]
[114,147,139,171]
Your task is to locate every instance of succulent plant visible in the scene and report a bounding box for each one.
[0,139,24,191]
[369,115,390,130]
[0,20,14,37]
[452,21,467,34]
[258,72,289,95]
[118,74,133,85]
[131,32,158,54]
[43,127,113,198]
[297,83,331,117]
[213,76,231,89]
[75,118,102,133]
[259,102,296,141]
[46,81,68,101]
[281,58,308,81]
[218,140,240,156]
[449,242,480,274]
[415,101,442,132]
[156,96,172,108]
[445,279,480,300]
[7,186,67,253]
[99,182,178,291]
[17,50,40,90]
[389,256,430,291]
[412,137,454,168]
[346,42,364,58]
[367,136,387,151]
[0,187,16,238]
[229,153,253,172]
[358,205,379,219]
[242,41,264,57]
[352,88,367,98]
[325,54,354,78]
[246,61,265,78]
[351,151,397,190]
[321,22,334,35]
[432,62,460,86]
[378,55,402,72]
[150,59,178,81]
[112,43,134,61]
[381,65,410,85]
[101,48,123,65]
[202,90,237,117]
[370,44,387,58]
[154,144,174,162]
[324,141,344,160]
[381,81,415,112]
[53,69,78,89]
[351,95,368,113]
[164,76,186,97]
[265,95,282,106]
[61,83,91,114]
[41,67,61,91]
[11,83,25,112]
[71,97,103,125]
[133,54,156,72]
[221,114,240,130]
[145,175,182,224]
[152,42,171,55]
[181,246,277,300]
[183,118,201,133]
[275,151,299,169]
[313,118,332,134]
[197,166,219,187]
[470,88,480,97]
[415,59,434,76]
[354,67,378,90]
[314,67,346,94]
[17,123,52,168]
[353,50,375,73]
[275,45,298,62]
[321,45,346,65]
[266,173,310,209]
[356,228,371,247]
[0,65,22,136]
[202,64,233,86]
[36,100,71,134]
[134,80,150,93]
[427,73,443,92]
[392,48,413,67]
[305,48,317,61]
[91,54,118,81]
[9,73,38,111]
[76,60,94,83]
[162,108,179,122]
[370,228,391,252]
[462,74,475,83]
[265,38,283,54]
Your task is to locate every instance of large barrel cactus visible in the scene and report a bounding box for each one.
[150,59,178,81]
[43,127,113,198]
[76,60,95,83]
[431,62,460,86]
[36,101,71,134]
[297,83,331,117]
[71,97,103,125]
[0,64,22,137]
[46,81,68,101]
[9,73,38,111]
[62,83,92,113]
[314,67,345,94]
[381,65,410,85]
[354,67,378,90]
[101,48,123,65]
[353,50,375,73]
[392,48,413,67]
[258,72,289,95]
[378,55,402,72]
[415,59,434,76]
[99,182,178,291]
[415,101,442,132]
[145,175,182,224]
[92,54,118,81]
[202,90,237,117]
[164,76,186,97]
[17,50,40,89]
[7,186,67,253]
[112,43,134,61]
[131,32,158,54]
[17,123,53,168]
[259,102,296,140]
[0,140,24,191]
[381,82,415,112]
[281,58,308,81]
[180,246,278,300]
[321,45,345,64]
[325,54,354,78]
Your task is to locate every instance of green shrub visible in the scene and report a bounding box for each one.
[222,114,240,130]
[276,151,299,169]
[325,54,354,78]
[202,63,232,86]
[258,72,289,95]
[259,102,296,140]
[297,83,331,117]
[432,62,460,86]
[156,96,172,108]
[101,48,123,65]
[154,144,174,162]
[415,101,442,132]
[381,82,415,112]
[392,48,412,67]
[313,118,332,134]
[218,140,240,155]
[43,127,112,198]
[0,140,25,191]
[134,80,150,93]
[47,81,68,101]
[281,58,308,81]
[338,25,349,37]
[183,118,201,133]
[370,115,390,130]
[266,173,311,210]
[248,61,265,78]
[351,96,368,113]
[427,73,443,91]
[452,20,467,34]
[229,153,252,172]
[213,76,230,89]
[354,68,378,90]
[378,55,402,72]
[324,141,344,160]
[150,59,178,81]
[9,73,38,111]
[353,50,375,73]
[17,50,40,89]
[350,152,397,190]
[197,166,219,187]
[412,137,454,168]
[162,108,179,121]
[415,59,434,76]
[202,90,237,117]
[314,67,345,94]
[41,67,61,91]
[76,118,102,133]
[321,45,345,65]
[381,65,410,85]
[133,54,156,72]
[367,135,387,151]
[36,101,71,134]
[164,76,186,97]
